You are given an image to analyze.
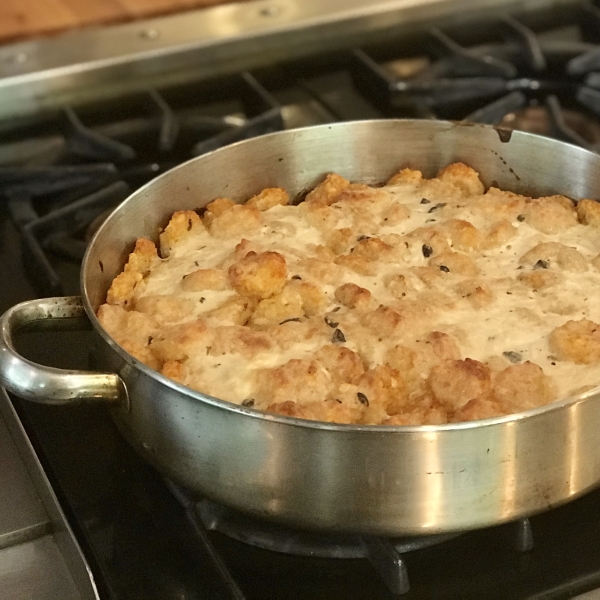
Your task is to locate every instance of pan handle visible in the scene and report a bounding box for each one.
[0,296,127,406]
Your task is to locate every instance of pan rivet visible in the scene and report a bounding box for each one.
[259,5,281,17]
[6,52,28,66]
[140,29,160,40]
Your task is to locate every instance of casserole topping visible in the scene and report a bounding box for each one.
[97,163,600,424]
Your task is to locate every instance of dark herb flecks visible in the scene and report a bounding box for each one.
[533,260,549,269]
[280,318,301,325]
[332,329,346,343]
[428,203,446,213]
[422,244,433,258]
[420,198,431,204]
[324,316,339,328]
[503,351,522,363]
[357,235,371,242]
[291,275,302,280]
[439,265,450,273]
[357,392,369,406]
[199,297,206,303]
[517,214,525,222]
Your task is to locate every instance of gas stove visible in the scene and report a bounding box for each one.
[2,1,600,599]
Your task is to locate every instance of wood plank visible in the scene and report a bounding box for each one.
[0,0,255,44]
[58,0,129,27]
[0,0,78,42]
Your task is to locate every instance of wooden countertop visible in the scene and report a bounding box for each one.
[0,0,255,44]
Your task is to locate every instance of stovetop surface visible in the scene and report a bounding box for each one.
[4,2,600,598]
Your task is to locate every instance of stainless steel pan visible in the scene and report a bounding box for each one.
[1,120,600,536]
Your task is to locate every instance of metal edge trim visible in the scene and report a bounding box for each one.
[0,0,577,119]
[0,390,101,600]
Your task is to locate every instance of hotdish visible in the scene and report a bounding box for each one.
[97,159,600,426]
[1,120,600,535]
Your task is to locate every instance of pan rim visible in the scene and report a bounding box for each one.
[81,118,600,433]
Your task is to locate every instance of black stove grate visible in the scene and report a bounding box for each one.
[166,482,535,597]
[4,4,600,600]
[351,5,600,151]
[6,4,600,297]
[0,72,283,296]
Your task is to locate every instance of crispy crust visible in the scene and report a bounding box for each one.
[159,211,205,257]
[228,251,287,299]
[98,162,600,425]
[106,238,159,307]
[577,199,600,227]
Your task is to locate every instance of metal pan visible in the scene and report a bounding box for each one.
[1,120,600,536]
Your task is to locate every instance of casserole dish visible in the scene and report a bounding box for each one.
[1,120,600,535]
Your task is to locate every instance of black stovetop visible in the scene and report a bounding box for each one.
[4,3,600,599]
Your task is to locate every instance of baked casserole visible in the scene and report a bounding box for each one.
[97,163,600,425]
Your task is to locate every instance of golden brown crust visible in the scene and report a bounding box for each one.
[453,397,505,422]
[428,359,492,412]
[204,295,257,326]
[549,320,600,364]
[519,242,587,273]
[577,199,600,227]
[472,187,526,221]
[437,162,484,196]
[443,219,482,252]
[210,325,274,358]
[209,204,261,238]
[161,360,187,383]
[517,270,563,291]
[202,198,235,227]
[314,345,365,384]
[149,319,213,363]
[228,251,287,299]
[249,286,304,326]
[305,173,350,205]
[523,195,577,234]
[99,162,600,425]
[482,220,516,249]
[454,279,493,309]
[246,187,289,211]
[159,212,205,257]
[429,251,479,277]
[181,268,229,292]
[387,167,423,186]
[256,359,332,406]
[106,238,159,307]
[492,362,555,411]
[334,283,373,310]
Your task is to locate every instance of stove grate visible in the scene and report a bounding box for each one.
[351,6,600,154]
[0,73,284,296]
[171,490,535,597]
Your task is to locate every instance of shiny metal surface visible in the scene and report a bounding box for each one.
[0,0,576,119]
[4,120,600,535]
[0,388,100,599]
[0,536,82,600]
[0,401,49,550]
[0,297,126,405]
[576,590,600,600]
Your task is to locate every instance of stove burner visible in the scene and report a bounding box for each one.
[195,497,462,595]
[351,4,600,152]
[167,480,534,597]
